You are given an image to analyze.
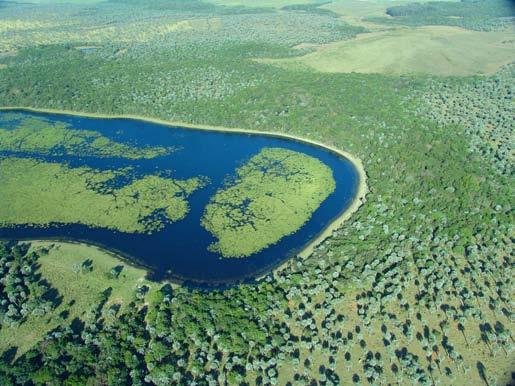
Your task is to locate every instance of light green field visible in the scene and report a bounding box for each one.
[261,25,515,76]
[0,157,206,233]
[201,148,335,258]
[323,0,402,16]
[320,0,410,29]
[0,241,153,357]
[0,114,172,159]
[321,0,461,17]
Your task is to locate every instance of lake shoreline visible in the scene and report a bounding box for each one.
[0,106,368,284]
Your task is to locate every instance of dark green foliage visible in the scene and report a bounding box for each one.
[0,243,59,327]
[386,0,514,18]
[0,281,289,385]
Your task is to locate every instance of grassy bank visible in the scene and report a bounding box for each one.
[260,26,515,76]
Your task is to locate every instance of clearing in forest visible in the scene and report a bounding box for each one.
[261,25,515,76]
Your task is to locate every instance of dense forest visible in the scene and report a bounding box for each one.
[0,0,513,384]
[0,243,58,327]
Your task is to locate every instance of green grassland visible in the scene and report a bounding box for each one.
[260,25,515,76]
[320,0,412,29]
[202,148,336,258]
[0,241,154,357]
[0,113,172,158]
[323,0,409,17]
[0,0,513,385]
[0,157,206,233]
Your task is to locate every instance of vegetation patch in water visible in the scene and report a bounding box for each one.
[201,147,336,258]
[0,113,173,159]
[0,157,206,233]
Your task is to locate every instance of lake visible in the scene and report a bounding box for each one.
[0,109,360,286]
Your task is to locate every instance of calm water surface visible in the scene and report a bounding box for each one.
[0,110,359,286]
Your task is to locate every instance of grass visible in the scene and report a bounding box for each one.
[321,0,410,29]
[201,148,335,258]
[165,18,222,33]
[0,241,154,357]
[0,157,206,233]
[0,20,63,33]
[319,0,462,29]
[276,282,515,386]
[260,25,515,76]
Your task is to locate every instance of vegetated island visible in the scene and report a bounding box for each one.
[0,112,173,159]
[201,147,336,258]
[0,157,207,233]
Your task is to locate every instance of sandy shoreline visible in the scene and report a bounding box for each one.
[0,106,368,283]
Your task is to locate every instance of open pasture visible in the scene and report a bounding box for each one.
[261,25,515,76]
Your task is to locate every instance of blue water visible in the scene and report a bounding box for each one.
[0,109,359,286]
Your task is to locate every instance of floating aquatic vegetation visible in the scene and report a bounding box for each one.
[0,157,207,233]
[201,147,336,258]
[0,113,173,159]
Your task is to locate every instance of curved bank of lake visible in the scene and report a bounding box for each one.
[0,107,367,286]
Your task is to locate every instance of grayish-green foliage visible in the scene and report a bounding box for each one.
[0,243,58,327]
[0,0,513,385]
[420,65,514,176]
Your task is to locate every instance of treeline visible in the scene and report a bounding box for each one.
[108,0,271,15]
[108,0,216,11]
[281,2,340,18]
[0,272,286,385]
[368,0,515,31]
[0,243,59,327]
[0,3,364,53]
[386,0,514,18]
